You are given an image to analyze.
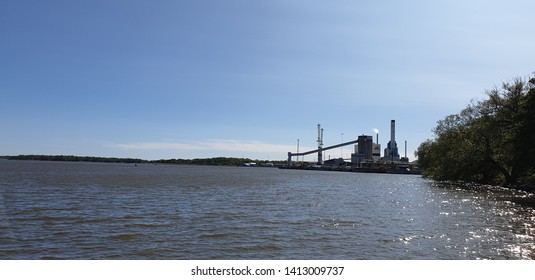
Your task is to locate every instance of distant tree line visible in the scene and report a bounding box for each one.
[4,155,146,164]
[154,157,254,166]
[153,157,286,166]
[3,155,285,167]
[416,73,535,188]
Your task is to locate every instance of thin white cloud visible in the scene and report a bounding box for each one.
[108,139,311,154]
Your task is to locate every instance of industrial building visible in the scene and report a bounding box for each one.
[351,135,374,166]
[286,119,413,170]
[349,120,403,166]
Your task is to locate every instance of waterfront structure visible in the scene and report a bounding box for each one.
[323,158,346,166]
[287,120,408,167]
[283,119,419,174]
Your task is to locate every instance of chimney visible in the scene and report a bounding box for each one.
[405,140,407,158]
[390,120,395,147]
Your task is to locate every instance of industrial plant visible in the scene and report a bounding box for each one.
[284,120,419,174]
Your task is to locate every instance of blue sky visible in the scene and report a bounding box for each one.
[1,0,534,160]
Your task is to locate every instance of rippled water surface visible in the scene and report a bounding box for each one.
[1,160,534,259]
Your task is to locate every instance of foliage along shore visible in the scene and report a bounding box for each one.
[416,72,535,191]
[0,154,286,167]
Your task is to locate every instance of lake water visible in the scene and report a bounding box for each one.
[1,160,534,259]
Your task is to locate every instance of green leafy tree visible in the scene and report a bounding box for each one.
[417,73,535,186]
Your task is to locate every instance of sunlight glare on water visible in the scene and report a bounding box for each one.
[0,160,534,259]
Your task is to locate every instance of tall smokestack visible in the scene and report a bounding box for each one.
[373,128,379,146]
[390,120,395,148]
[405,140,407,158]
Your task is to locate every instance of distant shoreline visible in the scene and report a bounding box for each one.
[0,155,286,167]
[1,155,146,164]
